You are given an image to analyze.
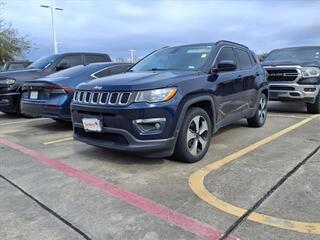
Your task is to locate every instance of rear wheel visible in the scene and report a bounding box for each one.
[247,93,268,127]
[306,93,320,114]
[173,107,212,163]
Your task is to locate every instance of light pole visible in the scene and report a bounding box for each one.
[40,5,63,54]
[129,49,136,63]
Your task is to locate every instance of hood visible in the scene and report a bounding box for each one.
[262,59,320,67]
[76,70,200,91]
[0,68,47,83]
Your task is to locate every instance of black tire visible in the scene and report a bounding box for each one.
[247,93,268,128]
[173,107,212,163]
[306,93,320,114]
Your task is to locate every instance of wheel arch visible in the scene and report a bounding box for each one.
[174,95,216,136]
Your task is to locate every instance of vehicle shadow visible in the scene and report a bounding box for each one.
[77,146,166,165]
[34,120,73,132]
[267,101,307,114]
[0,113,24,120]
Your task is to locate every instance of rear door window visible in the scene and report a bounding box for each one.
[8,63,25,70]
[58,55,83,67]
[85,55,107,64]
[94,65,130,78]
[235,49,252,69]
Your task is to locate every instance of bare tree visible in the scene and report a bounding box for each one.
[257,52,269,62]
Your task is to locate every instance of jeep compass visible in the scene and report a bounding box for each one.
[71,41,269,163]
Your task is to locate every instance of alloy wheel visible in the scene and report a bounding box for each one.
[186,115,209,156]
[258,95,267,122]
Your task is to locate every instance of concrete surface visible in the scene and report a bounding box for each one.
[0,101,319,240]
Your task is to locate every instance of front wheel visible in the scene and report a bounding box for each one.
[173,107,212,163]
[306,93,320,114]
[247,93,268,128]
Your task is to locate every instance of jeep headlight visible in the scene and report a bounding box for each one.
[135,87,177,103]
[0,78,16,85]
[301,67,320,78]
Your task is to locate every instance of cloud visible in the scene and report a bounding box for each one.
[3,0,320,60]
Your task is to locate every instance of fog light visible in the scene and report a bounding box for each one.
[304,88,316,92]
[133,118,166,134]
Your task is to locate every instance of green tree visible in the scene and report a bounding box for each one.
[0,2,32,62]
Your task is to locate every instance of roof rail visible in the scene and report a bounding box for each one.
[215,40,248,49]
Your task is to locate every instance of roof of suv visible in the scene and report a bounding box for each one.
[161,40,249,50]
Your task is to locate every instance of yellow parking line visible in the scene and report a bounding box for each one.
[189,114,320,234]
[0,118,48,127]
[43,137,73,145]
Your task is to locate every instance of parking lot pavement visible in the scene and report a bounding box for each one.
[0,102,319,240]
[0,178,84,240]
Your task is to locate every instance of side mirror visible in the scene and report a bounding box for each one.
[216,60,237,72]
[56,62,70,71]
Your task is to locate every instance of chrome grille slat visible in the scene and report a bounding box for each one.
[73,91,131,105]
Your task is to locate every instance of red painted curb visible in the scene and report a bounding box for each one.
[0,138,239,240]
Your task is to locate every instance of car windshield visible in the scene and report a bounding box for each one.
[130,45,213,72]
[265,47,320,61]
[28,54,59,69]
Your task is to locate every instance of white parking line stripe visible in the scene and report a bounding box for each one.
[43,137,73,145]
[268,113,308,119]
[0,118,49,127]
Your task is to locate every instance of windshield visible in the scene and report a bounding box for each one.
[28,54,59,69]
[130,45,213,72]
[265,47,320,61]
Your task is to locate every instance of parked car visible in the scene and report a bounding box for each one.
[0,61,32,71]
[0,52,111,114]
[21,62,132,122]
[71,41,268,163]
[262,46,320,113]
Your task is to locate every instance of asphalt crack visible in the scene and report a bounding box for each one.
[0,174,92,240]
[219,144,320,240]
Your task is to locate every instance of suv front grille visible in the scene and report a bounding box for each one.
[265,69,299,82]
[73,91,132,106]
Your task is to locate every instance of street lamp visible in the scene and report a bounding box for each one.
[129,49,136,63]
[40,4,63,54]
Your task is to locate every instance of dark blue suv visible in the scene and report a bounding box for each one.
[71,41,269,163]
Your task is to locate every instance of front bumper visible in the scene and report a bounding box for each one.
[73,124,176,158]
[269,83,320,103]
[0,92,20,113]
[71,101,180,158]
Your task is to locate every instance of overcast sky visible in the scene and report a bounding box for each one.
[2,0,320,61]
